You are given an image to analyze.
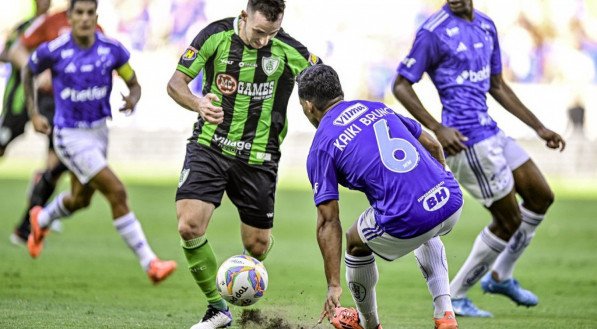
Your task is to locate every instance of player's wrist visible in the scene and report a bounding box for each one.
[430,122,443,133]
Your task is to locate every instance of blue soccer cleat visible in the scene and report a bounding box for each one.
[451,297,493,318]
[480,273,538,307]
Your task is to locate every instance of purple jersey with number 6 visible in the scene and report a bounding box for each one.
[306,100,463,239]
[28,32,130,128]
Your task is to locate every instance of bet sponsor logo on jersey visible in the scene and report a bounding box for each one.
[216,73,275,101]
[455,65,490,85]
[60,86,108,102]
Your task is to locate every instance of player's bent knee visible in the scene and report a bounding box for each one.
[244,238,269,258]
[177,219,206,240]
[524,189,554,214]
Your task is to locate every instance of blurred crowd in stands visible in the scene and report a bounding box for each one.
[1,0,596,136]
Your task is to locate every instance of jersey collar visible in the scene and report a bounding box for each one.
[234,15,240,36]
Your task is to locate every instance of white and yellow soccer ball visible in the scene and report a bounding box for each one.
[216,255,268,306]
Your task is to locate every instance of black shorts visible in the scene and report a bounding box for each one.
[0,92,56,151]
[176,142,278,229]
[0,102,28,150]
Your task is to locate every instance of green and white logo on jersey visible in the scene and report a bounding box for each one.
[262,56,280,76]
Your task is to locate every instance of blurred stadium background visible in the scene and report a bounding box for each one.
[1,0,596,182]
[1,1,596,328]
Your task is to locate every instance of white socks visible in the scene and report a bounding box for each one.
[450,227,506,298]
[345,253,379,329]
[414,237,453,318]
[38,192,71,228]
[113,212,156,270]
[491,205,544,281]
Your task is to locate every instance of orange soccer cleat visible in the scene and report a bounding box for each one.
[330,307,364,329]
[27,206,50,258]
[147,258,177,284]
[434,311,458,329]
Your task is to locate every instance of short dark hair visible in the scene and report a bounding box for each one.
[297,64,344,111]
[247,0,285,21]
[69,0,98,11]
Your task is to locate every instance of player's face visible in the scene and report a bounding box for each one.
[35,0,51,14]
[300,98,320,128]
[446,0,473,16]
[240,9,283,49]
[68,1,98,40]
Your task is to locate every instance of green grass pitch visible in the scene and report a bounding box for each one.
[0,173,596,328]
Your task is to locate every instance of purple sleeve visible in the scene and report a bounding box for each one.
[114,43,131,68]
[397,29,440,83]
[306,148,339,206]
[27,42,52,74]
[490,22,502,75]
[397,114,423,138]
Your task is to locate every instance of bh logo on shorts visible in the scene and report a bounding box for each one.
[419,183,451,211]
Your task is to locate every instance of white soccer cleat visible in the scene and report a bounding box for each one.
[190,306,232,329]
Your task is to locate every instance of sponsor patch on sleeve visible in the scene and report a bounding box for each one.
[308,53,320,65]
[182,46,198,61]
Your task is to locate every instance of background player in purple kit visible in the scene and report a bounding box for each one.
[21,0,176,284]
[393,0,566,317]
[298,64,461,329]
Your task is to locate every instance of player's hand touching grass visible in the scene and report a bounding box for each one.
[197,93,224,124]
[434,125,468,156]
[30,113,51,135]
[322,285,342,322]
[537,126,566,152]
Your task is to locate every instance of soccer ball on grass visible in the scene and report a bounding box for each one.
[216,255,268,306]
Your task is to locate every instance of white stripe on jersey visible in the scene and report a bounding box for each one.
[22,14,48,39]
[97,33,125,48]
[423,11,449,32]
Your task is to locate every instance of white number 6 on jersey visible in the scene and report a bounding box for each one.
[373,119,419,173]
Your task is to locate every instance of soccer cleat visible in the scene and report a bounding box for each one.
[27,206,50,258]
[434,311,458,329]
[190,306,233,329]
[147,258,177,284]
[50,220,64,233]
[330,307,364,329]
[451,298,492,317]
[480,273,538,306]
[9,231,27,246]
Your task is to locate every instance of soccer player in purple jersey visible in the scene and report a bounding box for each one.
[393,0,566,317]
[21,0,177,284]
[298,64,462,329]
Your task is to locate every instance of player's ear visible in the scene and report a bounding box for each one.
[305,100,316,114]
[240,10,248,21]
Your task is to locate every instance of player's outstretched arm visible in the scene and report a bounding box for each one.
[489,74,566,151]
[117,63,141,114]
[315,200,343,319]
[393,75,468,155]
[22,65,50,135]
[7,40,29,69]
